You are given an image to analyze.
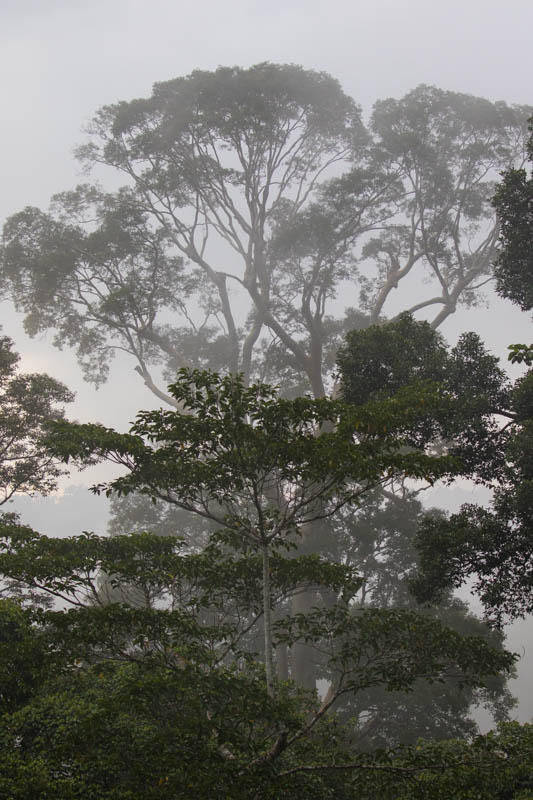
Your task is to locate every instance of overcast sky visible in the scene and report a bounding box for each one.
[2,0,533,721]
[2,0,533,225]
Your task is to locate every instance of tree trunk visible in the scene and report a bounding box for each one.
[290,589,317,690]
[262,542,275,697]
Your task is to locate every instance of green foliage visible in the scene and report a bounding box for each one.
[381,722,533,800]
[46,368,459,529]
[0,598,51,714]
[337,313,447,405]
[0,366,520,793]
[509,343,533,365]
[0,521,516,799]
[0,335,73,505]
[412,364,533,624]
[0,661,297,799]
[337,314,511,482]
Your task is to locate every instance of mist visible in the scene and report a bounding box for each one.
[1,1,533,790]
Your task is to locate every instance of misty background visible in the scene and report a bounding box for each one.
[1,0,532,725]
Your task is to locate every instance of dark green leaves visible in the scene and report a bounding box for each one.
[337,314,511,482]
[45,369,458,545]
[0,335,73,505]
[493,114,533,313]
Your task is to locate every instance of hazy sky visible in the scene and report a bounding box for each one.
[2,0,533,721]
[2,0,531,422]
[2,0,533,221]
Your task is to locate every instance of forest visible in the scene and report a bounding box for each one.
[0,63,532,798]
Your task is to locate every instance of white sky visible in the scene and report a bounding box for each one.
[2,0,533,721]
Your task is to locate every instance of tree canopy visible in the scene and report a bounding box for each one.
[0,365,517,796]
[337,313,512,482]
[1,66,528,400]
[411,118,533,627]
[493,114,533,312]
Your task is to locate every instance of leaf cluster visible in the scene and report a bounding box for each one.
[0,335,73,505]
[337,313,511,482]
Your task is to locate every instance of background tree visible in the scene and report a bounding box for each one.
[321,496,514,750]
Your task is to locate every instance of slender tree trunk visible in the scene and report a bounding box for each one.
[290,588,317,690]
[290,504,323,690]
[262,541,275,697]
[289,421,331,690]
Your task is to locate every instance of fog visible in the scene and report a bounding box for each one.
[2,0,532,732]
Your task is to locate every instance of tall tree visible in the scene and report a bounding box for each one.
[0,68,528,401]
[0,64,527,719]
[43,368,460,695]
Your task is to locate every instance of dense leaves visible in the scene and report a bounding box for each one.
[0,363,521,793]
[0,335,73,505]
[337,313,511,481]
[493,116,533,312]
[45,368,460,528]
[411,377,533,624]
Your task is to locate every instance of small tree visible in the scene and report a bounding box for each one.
[46,368,462,695]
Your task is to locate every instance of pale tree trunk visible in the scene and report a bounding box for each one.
[262,541,275,697]
[290,588,317,690]
[289,398,332,691]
